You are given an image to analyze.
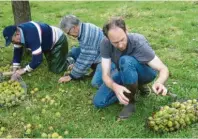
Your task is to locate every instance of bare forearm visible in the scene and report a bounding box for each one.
[155,66,169,84]
[103,75,117,91]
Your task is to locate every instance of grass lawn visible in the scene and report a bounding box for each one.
[0,1,198,138]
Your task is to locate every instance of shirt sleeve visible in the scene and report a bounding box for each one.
[100,38,111,59]
[13,44,23,68]
[25,24,43,72]
[133,34,155,63]
[23,51,43,72]
[70,46,98,79]
[29,53,43,69]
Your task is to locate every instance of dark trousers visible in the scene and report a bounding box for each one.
[44,35,68,74]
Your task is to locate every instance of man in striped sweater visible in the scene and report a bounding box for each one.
[59,15,104,86]
[3,21,69,78]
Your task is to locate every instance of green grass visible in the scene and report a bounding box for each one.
[0,1,198,138]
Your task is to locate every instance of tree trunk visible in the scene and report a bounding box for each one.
[11,1,31,25]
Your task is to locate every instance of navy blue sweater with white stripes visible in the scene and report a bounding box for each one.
[13,21,63,71]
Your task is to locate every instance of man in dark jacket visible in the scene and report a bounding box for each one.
[3,21,69,78]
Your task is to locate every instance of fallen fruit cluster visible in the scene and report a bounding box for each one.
[41,95,56,105]
[30,88,39,95]
[24,123,67,138]
[0,65,11,72]
[0,80,26,107]
[41,132,63,138]
[40,128,69,138]
[147,99,198,133]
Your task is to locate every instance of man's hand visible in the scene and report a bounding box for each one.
[148,56,169,96]
[11,74,20,81]
[11,68,26,81]
[12,67,21,72]
[152,82,167,96]
[58,75,72,83]
[68,64,74,71]
[15,68,26,75]
[101,58,131,105]
[112,83,131,105]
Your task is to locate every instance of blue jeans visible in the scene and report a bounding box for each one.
[91,62,117,88]
[93,56,157,108]
[69,46,111,88]
[68,46,81,61]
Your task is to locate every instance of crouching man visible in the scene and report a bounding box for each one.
[93,17,169,119]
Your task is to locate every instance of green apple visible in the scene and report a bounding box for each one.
[41,98,46,103]
[50,100,55,105]
[34,88,39,92]
[12,112,17,117]
[52,132,59,138]
[0,127,6,132]
[26,123,32,129]
[55,112,61,117]
[30,90,35,95]
[6,134,12,138]
[41,133,48,138]
[48,126,53,131]
[64,130,69,135]
[25,128,31,134]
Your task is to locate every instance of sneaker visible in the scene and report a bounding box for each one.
[138,84,151,96]
[118,103,136,119]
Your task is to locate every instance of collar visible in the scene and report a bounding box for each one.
[18,27,25,44]
[77,22,83,39]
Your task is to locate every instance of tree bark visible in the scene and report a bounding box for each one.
[11,1,31,25]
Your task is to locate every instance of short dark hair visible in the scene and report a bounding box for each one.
[103,17,126,38]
